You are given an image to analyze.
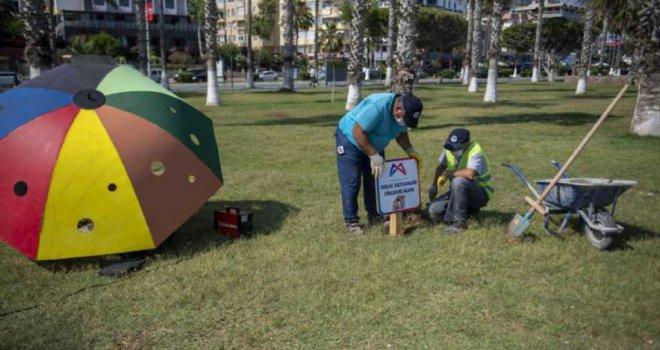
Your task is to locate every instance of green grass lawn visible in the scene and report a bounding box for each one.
[1,82,659,349]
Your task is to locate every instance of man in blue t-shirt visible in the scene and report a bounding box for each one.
[335,93,423,235]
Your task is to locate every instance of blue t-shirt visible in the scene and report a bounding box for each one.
[337,93,408,153]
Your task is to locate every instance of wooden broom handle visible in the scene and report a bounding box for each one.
[535,84,629,205]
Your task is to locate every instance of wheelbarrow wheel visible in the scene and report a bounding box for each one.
[583,210,616,250]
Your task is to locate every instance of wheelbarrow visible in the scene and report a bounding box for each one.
[503,162,637,250]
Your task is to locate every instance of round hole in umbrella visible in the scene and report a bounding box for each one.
[73,89,106,109]
[77,218,95,233]
[190,134,200,146]
[14,181,28,197]
[151,161,166,176]
[108,183,117,192]
[188,175,196,183]
[170,107,177,114]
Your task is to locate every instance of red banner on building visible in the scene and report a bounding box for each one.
[146,1,154,22]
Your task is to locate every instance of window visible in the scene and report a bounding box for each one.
[92,0,105,10]
[164,0,175,13]
[118,0,130,8]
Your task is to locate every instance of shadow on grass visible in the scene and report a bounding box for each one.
[230,113,340,127]
[157,199,299,258]
[36,199,299,272]
[608,223,659,251]
[437,101,554,109]
[418,112,621,131]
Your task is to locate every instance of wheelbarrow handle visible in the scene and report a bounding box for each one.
[502,163,541,198]
[551,160,569,179]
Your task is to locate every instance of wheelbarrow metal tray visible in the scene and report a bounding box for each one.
[534,178,637,210]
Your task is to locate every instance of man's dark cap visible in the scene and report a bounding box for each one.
[444,128,470,151]
[401,95,423,128]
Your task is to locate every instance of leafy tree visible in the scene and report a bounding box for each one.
[0,0,22,39]
[187,0,204,58]
[68,32,121,57]
[415,7,467,54]
[254,0,277,41]
[541,18,583,81]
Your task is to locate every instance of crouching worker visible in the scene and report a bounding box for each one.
[427,128,493,234]
[336,93,423,235]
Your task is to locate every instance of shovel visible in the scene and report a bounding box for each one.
[508,84,629,237]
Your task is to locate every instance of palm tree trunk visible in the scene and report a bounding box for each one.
[346,0,368,110]
[597,5,612,76]
[484,0,503,102]
[392,0,416,95]
[46,0,57,67]
[468,0,482,93]
[159,0,170,89]
[281,0,295,91]
[197,25,204,59]
[246,0,255,89]
[631,71,660,136]
[135,0,148,75]
[531,0,544,82]
[385,0,396,87]
[614,28,625,76]
[576,3,594,95]
[629,0,659,136]
[20,0,51,78]
[314,0,319,83]
[205,0,220,105]
[462,0,473,85]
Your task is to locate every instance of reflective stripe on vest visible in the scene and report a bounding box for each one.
[445,142,494,200]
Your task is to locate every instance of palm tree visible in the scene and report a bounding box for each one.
[462,0,474,85]
[187,0,204,59]
[345,0,368,110]
[575,1,595,95]
[281,0,295,91]
[384,0,396,87]
[484,0,504,102]
[293,0,314,49]
[204,0,220,105]
[20,0,53,78]
[596,3,612,75]
[468,0,482,93]
[135,0,148,75]
[313,0,320,82]
[531,0,544,82]
[320,22,344,54]
[158,0,170,89]
[392,0,416,95]
[628,0,659,136]
[246,0,255,89]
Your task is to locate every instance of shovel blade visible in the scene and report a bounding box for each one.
[508,212,530,237]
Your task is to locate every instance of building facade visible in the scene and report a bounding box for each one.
[53,0,200,54]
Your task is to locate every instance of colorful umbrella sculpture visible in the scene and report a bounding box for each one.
[0,56,223,261]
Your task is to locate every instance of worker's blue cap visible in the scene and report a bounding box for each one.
[444,128,470,151]
[402,95,423,128]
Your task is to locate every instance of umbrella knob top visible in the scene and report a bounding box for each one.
[73,89,106,110]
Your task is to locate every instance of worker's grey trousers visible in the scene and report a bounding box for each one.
[428,177,488,225]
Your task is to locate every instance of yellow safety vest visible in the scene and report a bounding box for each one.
[445,142,494,200]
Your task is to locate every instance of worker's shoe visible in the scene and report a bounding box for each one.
[444,222,466,234]
[345,222,364,235]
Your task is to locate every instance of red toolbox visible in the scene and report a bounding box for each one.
[214,207,253,238]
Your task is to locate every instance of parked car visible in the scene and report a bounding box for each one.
[174,68,206,82]
[0,71,21,89]
[259,70,278,81]
[149,68,162,83]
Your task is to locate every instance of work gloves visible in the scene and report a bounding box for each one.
[369,153,385,177]
[428,175,448,202]
[405,147,422,169]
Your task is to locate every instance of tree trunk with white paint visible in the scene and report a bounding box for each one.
[463,0,473,86]
[246,0,255,89]
[20,0,52,78]
[205,0,220,105]
[281,0,296,91]
[576,4,594,95]
[484,0,503,102]
[531,0,544,82]
[385,0,396,87]
[468,0,482,93]
[345,0,368,110]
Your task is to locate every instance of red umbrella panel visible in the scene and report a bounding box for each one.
[0,58,223,261]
